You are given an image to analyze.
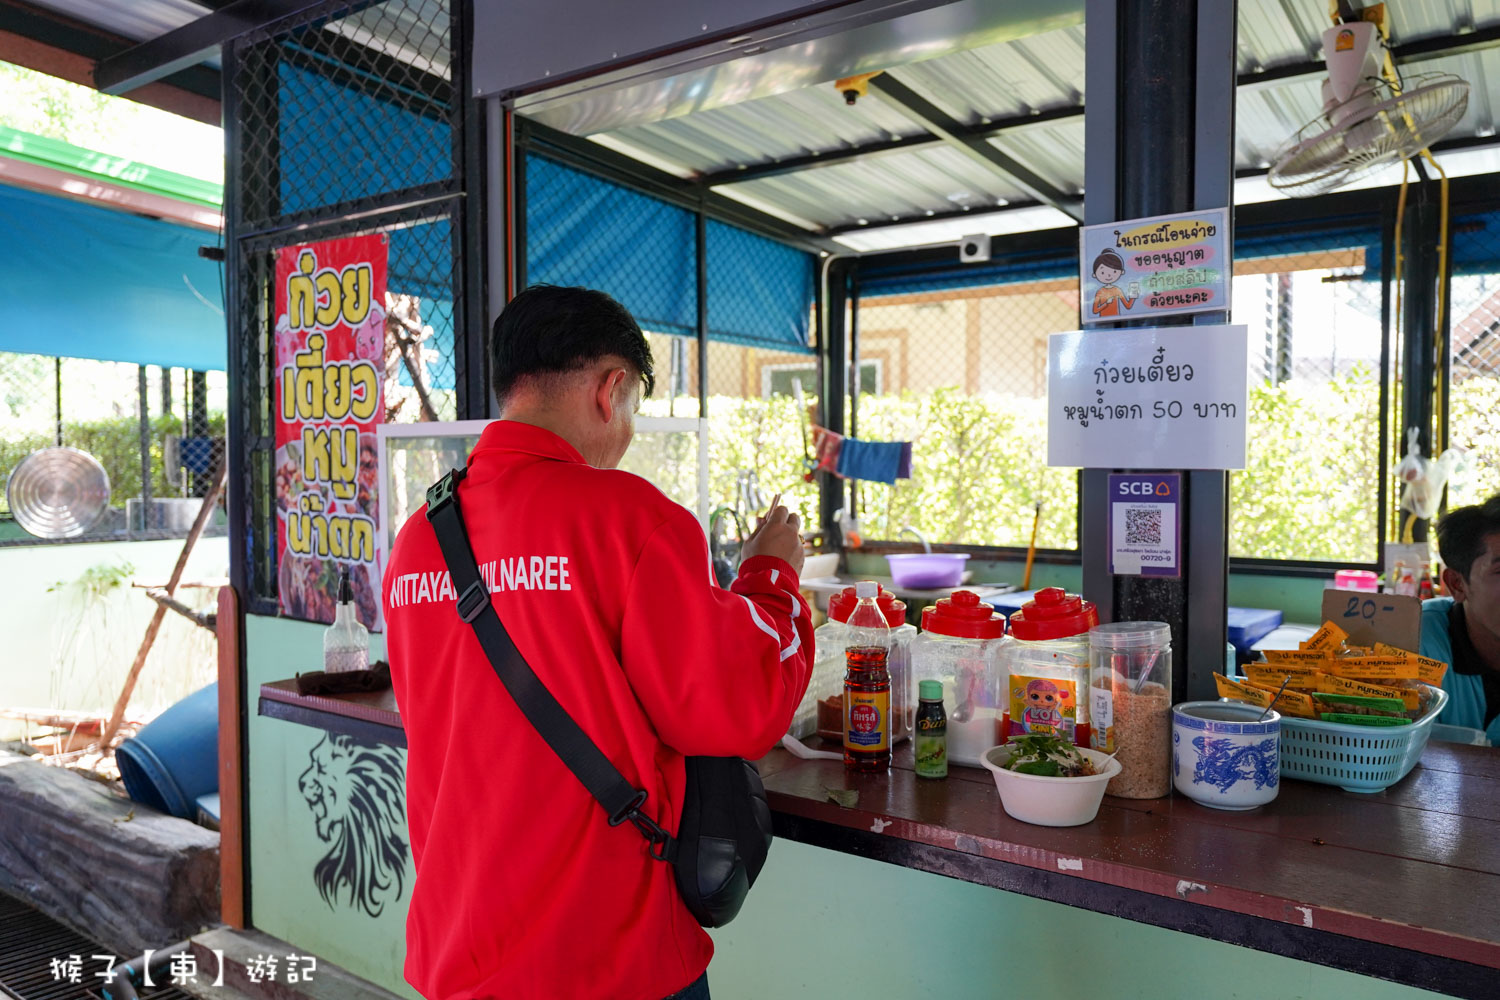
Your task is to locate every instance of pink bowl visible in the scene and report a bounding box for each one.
[885,553,969,590]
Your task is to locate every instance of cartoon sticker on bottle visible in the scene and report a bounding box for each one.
[1011,677,1078,741]
[845,691,890,751]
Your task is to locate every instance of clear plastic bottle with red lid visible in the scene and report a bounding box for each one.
[788,584,917,745]
[911,591,1007,767]
[1001,587,1098,747]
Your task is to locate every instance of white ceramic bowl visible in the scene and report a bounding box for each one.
[1171,700,1281,811]
[980,744,1122,827]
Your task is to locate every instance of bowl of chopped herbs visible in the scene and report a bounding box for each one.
[981,734,1122,827]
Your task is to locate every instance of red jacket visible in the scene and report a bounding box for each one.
[384,420,814,1000]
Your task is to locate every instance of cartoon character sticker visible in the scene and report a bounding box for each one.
[1011,677,1076,739]
[1090,248,1140,318]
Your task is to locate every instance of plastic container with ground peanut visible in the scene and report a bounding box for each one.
[1089,622,1173,799]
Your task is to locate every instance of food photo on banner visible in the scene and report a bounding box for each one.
[273,234,389,630]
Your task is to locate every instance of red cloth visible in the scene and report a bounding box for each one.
[384,420,814,1000]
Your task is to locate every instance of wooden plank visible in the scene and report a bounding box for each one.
[217,586,244,929]
[758,753,1500,970]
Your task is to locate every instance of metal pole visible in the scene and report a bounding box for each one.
[1083,0,1235,701]
[820,260,849,537]
[54,357,63,448]
[1400,183,1439,542]
[139,365,152,532]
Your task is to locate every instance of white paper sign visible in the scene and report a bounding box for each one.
[1047,325,1249,470]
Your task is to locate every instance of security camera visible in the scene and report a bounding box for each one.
[842,89,860,106]
[959,234,990,264]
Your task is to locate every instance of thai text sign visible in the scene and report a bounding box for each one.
[274,234,388,629]
[1080,208,1230,324]
[1047,325,1248,470]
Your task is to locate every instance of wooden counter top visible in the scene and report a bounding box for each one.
[257,680,1500,997]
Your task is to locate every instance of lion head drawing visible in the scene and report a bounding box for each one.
[297,734,409,917]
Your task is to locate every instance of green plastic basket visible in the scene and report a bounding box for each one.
[1276,687,1448,793]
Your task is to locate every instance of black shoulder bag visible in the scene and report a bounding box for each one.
[424,469,772,928]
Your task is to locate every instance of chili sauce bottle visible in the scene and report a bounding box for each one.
[915,679,948,779]
[844,581,892,772]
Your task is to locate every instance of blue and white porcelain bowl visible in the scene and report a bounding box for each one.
[1172,701,1281,811]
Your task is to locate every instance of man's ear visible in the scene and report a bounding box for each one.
[596,367,627,423]
[1442,566,1469,602]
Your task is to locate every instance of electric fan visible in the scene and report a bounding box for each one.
[1269,20,1469,198]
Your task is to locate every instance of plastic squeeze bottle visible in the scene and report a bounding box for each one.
[323,568,370,673]
[844,581,892,771]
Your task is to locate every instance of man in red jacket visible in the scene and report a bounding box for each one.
[383,285,814,1000]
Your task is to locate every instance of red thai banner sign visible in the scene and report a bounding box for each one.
[273,233,388,629]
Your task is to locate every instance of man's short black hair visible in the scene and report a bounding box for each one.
[1436,494,1500,580]
[490,285,655,403]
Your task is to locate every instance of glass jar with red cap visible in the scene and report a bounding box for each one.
[910,591,1007,767]
[788,583,916,744]
[1000,588,1099,747]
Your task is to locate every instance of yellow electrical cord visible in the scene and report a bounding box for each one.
[1421,148,1450,453]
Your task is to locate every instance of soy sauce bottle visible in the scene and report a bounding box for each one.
[914,679,948,779]
[844,581,892,772]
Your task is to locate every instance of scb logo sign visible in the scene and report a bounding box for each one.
[1117,478,1174,498]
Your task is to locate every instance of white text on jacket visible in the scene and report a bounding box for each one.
[388,557,572,608]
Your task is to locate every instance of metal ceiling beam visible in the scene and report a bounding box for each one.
[93,0,330,95]
[700,104,1082,187]
[866,74,1083,221]
[0,0,221,102]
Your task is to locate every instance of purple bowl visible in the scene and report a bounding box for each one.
[885,553,970,590]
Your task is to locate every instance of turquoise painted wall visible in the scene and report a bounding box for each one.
[709,838,1449,1000]
[0,537,228,740]
[243,616,1451,1000]
[244,614,419,1000]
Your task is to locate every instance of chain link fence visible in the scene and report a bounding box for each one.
[230,0,475,613]
[1228,233,1387,564]
[0,354,227,544]
[849,274,1081,551]
[521,150,823,535]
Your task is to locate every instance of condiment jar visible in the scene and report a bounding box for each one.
[911,591,1006,767]
[1001,588,1098,746]
[1089,622,1172,799]
[791,584,916,744]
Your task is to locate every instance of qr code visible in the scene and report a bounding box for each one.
[1125,507,1162,545]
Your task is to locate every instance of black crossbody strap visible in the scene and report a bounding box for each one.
[424,469,674,860]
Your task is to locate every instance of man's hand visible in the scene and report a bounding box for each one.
[741,494,805,577]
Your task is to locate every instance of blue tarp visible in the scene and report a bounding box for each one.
[706,219,813,353]
[278,59,451,215]
[526,154,813,352]
[0,181,226,370]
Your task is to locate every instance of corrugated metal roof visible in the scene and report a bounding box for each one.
[591,1,1500,240]
[21,0,210,43]
[608,84,926,176]
[891,23,1085,123]
[724,143,1030,230]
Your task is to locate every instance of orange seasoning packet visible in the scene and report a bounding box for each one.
[1243,662,1323,692]
[1317,674,1422,711]
[1215,674,1317,718]
[1326,656,1418,681]
[1302,620,1349,653]
[1374,642,1450,685]
[1264,648,1334,668]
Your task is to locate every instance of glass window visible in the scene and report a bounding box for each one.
[1229,250,1383,563]
[851,281,1082,550]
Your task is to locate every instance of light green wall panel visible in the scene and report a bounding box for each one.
[245,614,418,1000]
[709,839,1452,1000]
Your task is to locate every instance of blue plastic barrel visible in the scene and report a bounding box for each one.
[116,682,218,819]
